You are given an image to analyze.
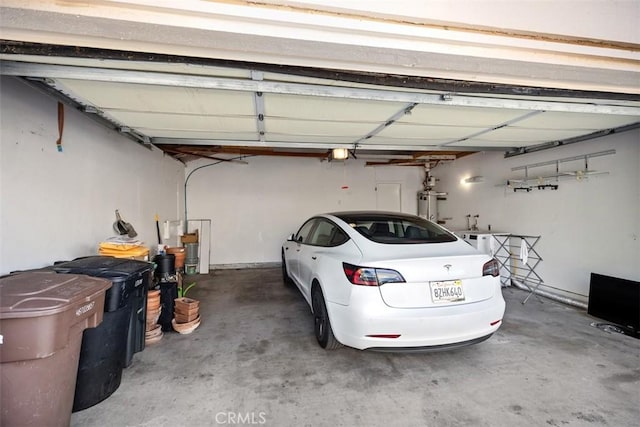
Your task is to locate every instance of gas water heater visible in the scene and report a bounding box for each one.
[418,191,440,221]
[417,175,446,222]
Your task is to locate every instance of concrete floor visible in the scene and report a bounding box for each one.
[72,267,639,427]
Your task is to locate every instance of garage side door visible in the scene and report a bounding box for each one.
[376,183,401,212]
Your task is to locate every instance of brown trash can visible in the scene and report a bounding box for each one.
[0,272,111,427]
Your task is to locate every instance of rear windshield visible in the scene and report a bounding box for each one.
[335,213,457,244]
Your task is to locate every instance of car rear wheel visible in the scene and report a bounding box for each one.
[312,286,341,350]
[281,250,292,286]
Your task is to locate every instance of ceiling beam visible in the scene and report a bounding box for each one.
[159,147,245,163]
[152,137,502,151]
[2,62,639,116]
[159,144,331,159]
[365,159,455,167]
[412,151,475,160]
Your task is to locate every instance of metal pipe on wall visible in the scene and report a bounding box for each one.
[511,279,587,310]
[183,156,251,233]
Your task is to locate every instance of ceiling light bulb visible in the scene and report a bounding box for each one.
[332,148,349,160]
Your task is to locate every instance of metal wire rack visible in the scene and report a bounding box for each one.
[492,234,544,304]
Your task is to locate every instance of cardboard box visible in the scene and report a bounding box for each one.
[181,230,199,243]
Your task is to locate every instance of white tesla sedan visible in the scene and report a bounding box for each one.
[281,211,505,351]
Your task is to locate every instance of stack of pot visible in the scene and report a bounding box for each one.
[172,297,200,334]
[145,290,162,344]
[165,247,185,272]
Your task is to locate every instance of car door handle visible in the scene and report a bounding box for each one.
[312,256,317,260]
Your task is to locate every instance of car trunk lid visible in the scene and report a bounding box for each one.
[361,242,496,309]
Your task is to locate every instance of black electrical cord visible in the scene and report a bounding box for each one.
[183,156,253,233]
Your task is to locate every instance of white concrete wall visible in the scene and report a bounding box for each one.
[185,156,423,265]
[432,130,640,302]
[0,77,185,274]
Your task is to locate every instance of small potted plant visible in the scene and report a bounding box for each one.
[173,282,201,334]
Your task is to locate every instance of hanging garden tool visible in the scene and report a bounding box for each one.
[113,210,138,238]
[155,214,162,245]
[56,102,64,152]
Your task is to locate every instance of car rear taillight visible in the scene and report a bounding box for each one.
[482,259,500,277]
[343,263,405,286]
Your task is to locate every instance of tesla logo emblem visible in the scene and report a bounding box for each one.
[443,264,452,273]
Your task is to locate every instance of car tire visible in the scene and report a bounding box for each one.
[281,250,293,286]
[311,286,341,350]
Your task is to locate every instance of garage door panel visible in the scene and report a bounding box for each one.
[400,104,528,126]
[266,118,377,136]
[141,129,259,140]
[26,71,638,154]
[513,111,639,130]
[56,79,256,115]
[364,136,449,146]
[377,123,485,139]
[483,127,593,142]
[267,134,357,143]
[452,138,550,148]
[105,111,256,132]
[264,93,404,121]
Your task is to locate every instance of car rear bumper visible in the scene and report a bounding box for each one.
[367,333,495,353]
[327,287,505,350]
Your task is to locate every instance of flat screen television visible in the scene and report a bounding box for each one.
[588,273,640,338]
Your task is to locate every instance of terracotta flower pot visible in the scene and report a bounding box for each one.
[146,307,161,326]
[145,324,162,338]
[174,305,199,317]
[145,330,163,345]
[174,311,199,323]
[147,299,161,310]
[166,247,186,269]
[174,297,199,310]
[172,316,201,334]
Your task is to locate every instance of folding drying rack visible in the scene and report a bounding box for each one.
[492,234,544,304]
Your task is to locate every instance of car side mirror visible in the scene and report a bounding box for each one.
[288,233,296,242]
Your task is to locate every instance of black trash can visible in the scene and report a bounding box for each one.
[158,281,178,332]
[101,262,152,363]
[73,300,130,411]
[53,256,152,411]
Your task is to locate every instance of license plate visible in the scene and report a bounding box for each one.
[430,280,465,303]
